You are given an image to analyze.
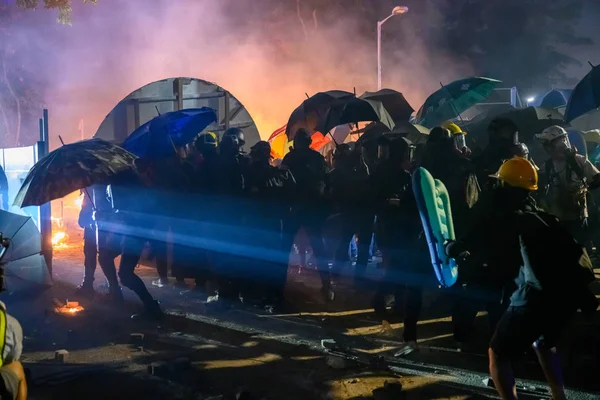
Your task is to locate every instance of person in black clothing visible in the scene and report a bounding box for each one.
[176,132,221,292]
[473,118,528,192]
[446,157,596,400]
[281,129,331,302]
[75,186,123,302]
[243,141,296,310]
[327,143,373,289]
[210,127,250,304]
[75,188,97,296]
[371,136,428,356]
[93,184,124,303]
[108,159,162,319]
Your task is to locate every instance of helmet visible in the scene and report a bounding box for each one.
[223,127,246,146]
[442,121,465,136]
[250,140,272,160]
[195,132,218,152]
[535,125,568,143]
[489,157,538,191]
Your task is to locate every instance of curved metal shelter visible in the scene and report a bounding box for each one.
[94,77,260,152]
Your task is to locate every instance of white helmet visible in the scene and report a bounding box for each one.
[535,125,567,143]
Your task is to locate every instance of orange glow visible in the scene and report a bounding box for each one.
[74,194,84,209]
[52,231,68,248]
[55,302,84,315]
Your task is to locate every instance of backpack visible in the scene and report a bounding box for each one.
[519,210,597,311]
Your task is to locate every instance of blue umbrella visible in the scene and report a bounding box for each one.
[122,108,217,158]
[565,64,600,123]
[415,77,501,128]
[533,89,572,109]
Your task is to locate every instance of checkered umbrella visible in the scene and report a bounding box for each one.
[13,139,137,207]
[415,77,501,128]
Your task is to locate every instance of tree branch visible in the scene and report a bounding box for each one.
[296,0,308,41]
[1,51,21,146]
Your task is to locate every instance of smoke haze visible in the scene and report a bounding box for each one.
[11,0,472,147]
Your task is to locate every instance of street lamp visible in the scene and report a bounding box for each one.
[377,6,409,90]
[526,96,536,106]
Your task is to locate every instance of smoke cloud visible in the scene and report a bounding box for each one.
[14,0,472,147]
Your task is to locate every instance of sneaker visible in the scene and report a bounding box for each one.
[151,278,168,288]
[131,301,163,320]
[394,341,418,357]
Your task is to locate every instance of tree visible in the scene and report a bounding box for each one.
[16,0,97,24]
[0,3,45,147]
[432,0,594,93]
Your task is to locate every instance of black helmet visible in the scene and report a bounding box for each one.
[194,132,218,153]
[223,127,246,147]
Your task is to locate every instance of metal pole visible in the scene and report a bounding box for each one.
[40,109,52,275]
[377,21,383,90]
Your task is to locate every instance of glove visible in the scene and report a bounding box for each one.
[444,240,469,259]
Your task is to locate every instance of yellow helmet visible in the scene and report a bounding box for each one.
[489,157,538,191]
[442,121,466,135]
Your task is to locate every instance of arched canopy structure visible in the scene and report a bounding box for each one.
[94,77,260,152]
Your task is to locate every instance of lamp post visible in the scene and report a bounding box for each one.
[377,5,409,90]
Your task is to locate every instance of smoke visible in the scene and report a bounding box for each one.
[16,0,471,147]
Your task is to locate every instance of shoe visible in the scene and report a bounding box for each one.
[151,278,168,288]
[394,341,418,357]
[131,301,163,320]
[74,283,95,298]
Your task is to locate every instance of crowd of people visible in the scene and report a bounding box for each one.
[75,118,597,400]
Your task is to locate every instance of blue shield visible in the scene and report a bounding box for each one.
[412,167,458,287]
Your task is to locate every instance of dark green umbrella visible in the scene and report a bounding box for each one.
[416,77,501,128]
[14,139,137,207]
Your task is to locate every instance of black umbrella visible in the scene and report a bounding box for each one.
[14,139,137,207]
[315,98,395,135]
[0,210,51,292]
[497,107,564,142]
[359,89,414,122]
[285,90,355,139]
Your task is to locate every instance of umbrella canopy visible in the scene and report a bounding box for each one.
[285,90,355,140]
[122,107,217,158]
[13,139,137,208]
[533,89,572,109]
[0,210,51,292]
[497,107,564,142]
[356,121,428,147]
[415,77,502,128]
[359,89,414,122]
[316,98,395,135]
[565,65,600,123]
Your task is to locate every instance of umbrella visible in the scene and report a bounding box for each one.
[13,139,137,207]
[122,107,217,158]
[315,98,395,135]
[415,77,502,128]
[359,89,414,121]
[0,210,51,292]
[565,64,600,123]
[356,121,428,147]
[285,90,355,139]
[533,89,572,109]
[496,107,564,142]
